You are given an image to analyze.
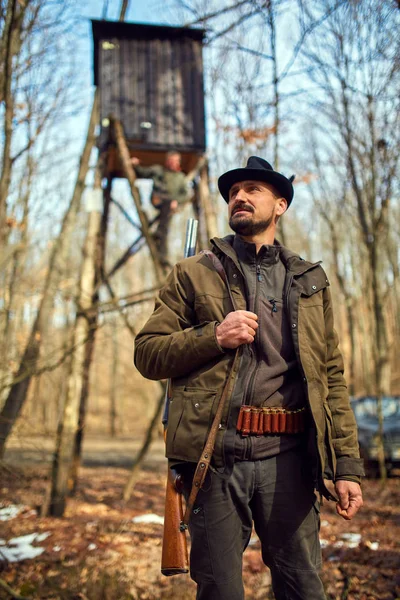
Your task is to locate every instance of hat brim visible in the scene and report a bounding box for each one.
[218,167,293,206]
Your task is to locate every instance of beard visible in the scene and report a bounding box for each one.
[229,206,274,236]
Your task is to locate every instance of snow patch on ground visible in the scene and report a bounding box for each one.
[132,513,164,525]
[0,532,50,562]
[0,505,24,521]
[320,531,380,558]
[365,540,379,551]
[341,533,361,548]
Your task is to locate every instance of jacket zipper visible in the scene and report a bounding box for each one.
[244,257,262,405]
[268,297,277,313]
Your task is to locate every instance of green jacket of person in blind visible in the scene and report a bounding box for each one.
[131,151,190,266]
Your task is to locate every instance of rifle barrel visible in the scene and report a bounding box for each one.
[184,218,198,258]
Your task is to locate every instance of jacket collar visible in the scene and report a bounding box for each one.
[211,235,321,277]
[232,235,281,266]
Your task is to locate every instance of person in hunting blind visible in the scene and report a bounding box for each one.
[131,152,190,267]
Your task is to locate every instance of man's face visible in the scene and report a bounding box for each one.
[228,180,286,236]
[165,153,181,172]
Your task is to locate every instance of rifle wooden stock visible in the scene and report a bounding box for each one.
[161,219,197,577]
[161,467,189,576]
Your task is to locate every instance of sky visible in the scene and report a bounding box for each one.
[81,0,180,79]
[83,0,171,23]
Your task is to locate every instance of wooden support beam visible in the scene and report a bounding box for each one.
[185,155,206,184]
[111,117,164,285]
[106,238,144,279]
[186,155,219,246]
[188,155,214,250]
[198,161,218,240]
[111,196,142,231]
[192,180,208,251]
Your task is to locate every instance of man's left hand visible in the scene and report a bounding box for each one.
[335,480,363,520]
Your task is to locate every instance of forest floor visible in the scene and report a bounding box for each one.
[0,436,399,600]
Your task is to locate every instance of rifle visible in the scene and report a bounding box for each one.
[161,218,198,577]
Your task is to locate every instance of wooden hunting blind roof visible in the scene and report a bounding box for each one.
[91,19,207,170]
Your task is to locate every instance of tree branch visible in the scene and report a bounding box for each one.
[0,578,30,600]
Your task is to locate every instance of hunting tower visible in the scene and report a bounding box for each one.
[91,19,206,175]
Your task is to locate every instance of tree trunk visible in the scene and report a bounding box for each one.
[198,162,218,241]
[0,0,18,248]
[109,318,118,438]
[370,245,389,481]
[266,0,287,247]
[69,177,112,495]
[119,0,130,21]
[0,91,99,458]
[345,299,356,397]
[68,313,97,496]
[123,383,165,502]
[0,151,33,407]
[49,178,104,516]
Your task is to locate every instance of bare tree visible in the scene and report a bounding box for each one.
[0,0,27,246]
[0,91,98,457]
[301,0,400,478]
[173,0,349,244]
[0,0,77,247]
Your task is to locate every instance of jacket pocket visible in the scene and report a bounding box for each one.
[194,294,230,323]
[166,389,217,462]
[298,297,327,370]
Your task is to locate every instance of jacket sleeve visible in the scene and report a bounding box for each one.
[134,262,225,380]
[133,165,158,179]
[323,286,365,481]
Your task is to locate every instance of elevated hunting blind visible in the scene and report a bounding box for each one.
[91,19,206,175]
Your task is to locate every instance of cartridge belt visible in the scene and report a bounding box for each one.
[237,406,307,436]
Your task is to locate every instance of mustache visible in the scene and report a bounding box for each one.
[232,203,254,215]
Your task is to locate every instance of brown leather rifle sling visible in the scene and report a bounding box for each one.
[180,250,240,531]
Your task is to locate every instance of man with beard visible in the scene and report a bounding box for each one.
[134,157,364,600]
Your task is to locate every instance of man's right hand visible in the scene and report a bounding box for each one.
[216,311,258,349]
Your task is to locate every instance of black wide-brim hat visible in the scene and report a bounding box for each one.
[218,156,294,207]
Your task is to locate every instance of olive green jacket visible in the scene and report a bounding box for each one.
[134,236,364,499]
[134,165,189,205]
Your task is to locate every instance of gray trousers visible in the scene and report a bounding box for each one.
[182,448,326,600]
[153,200,172,258]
